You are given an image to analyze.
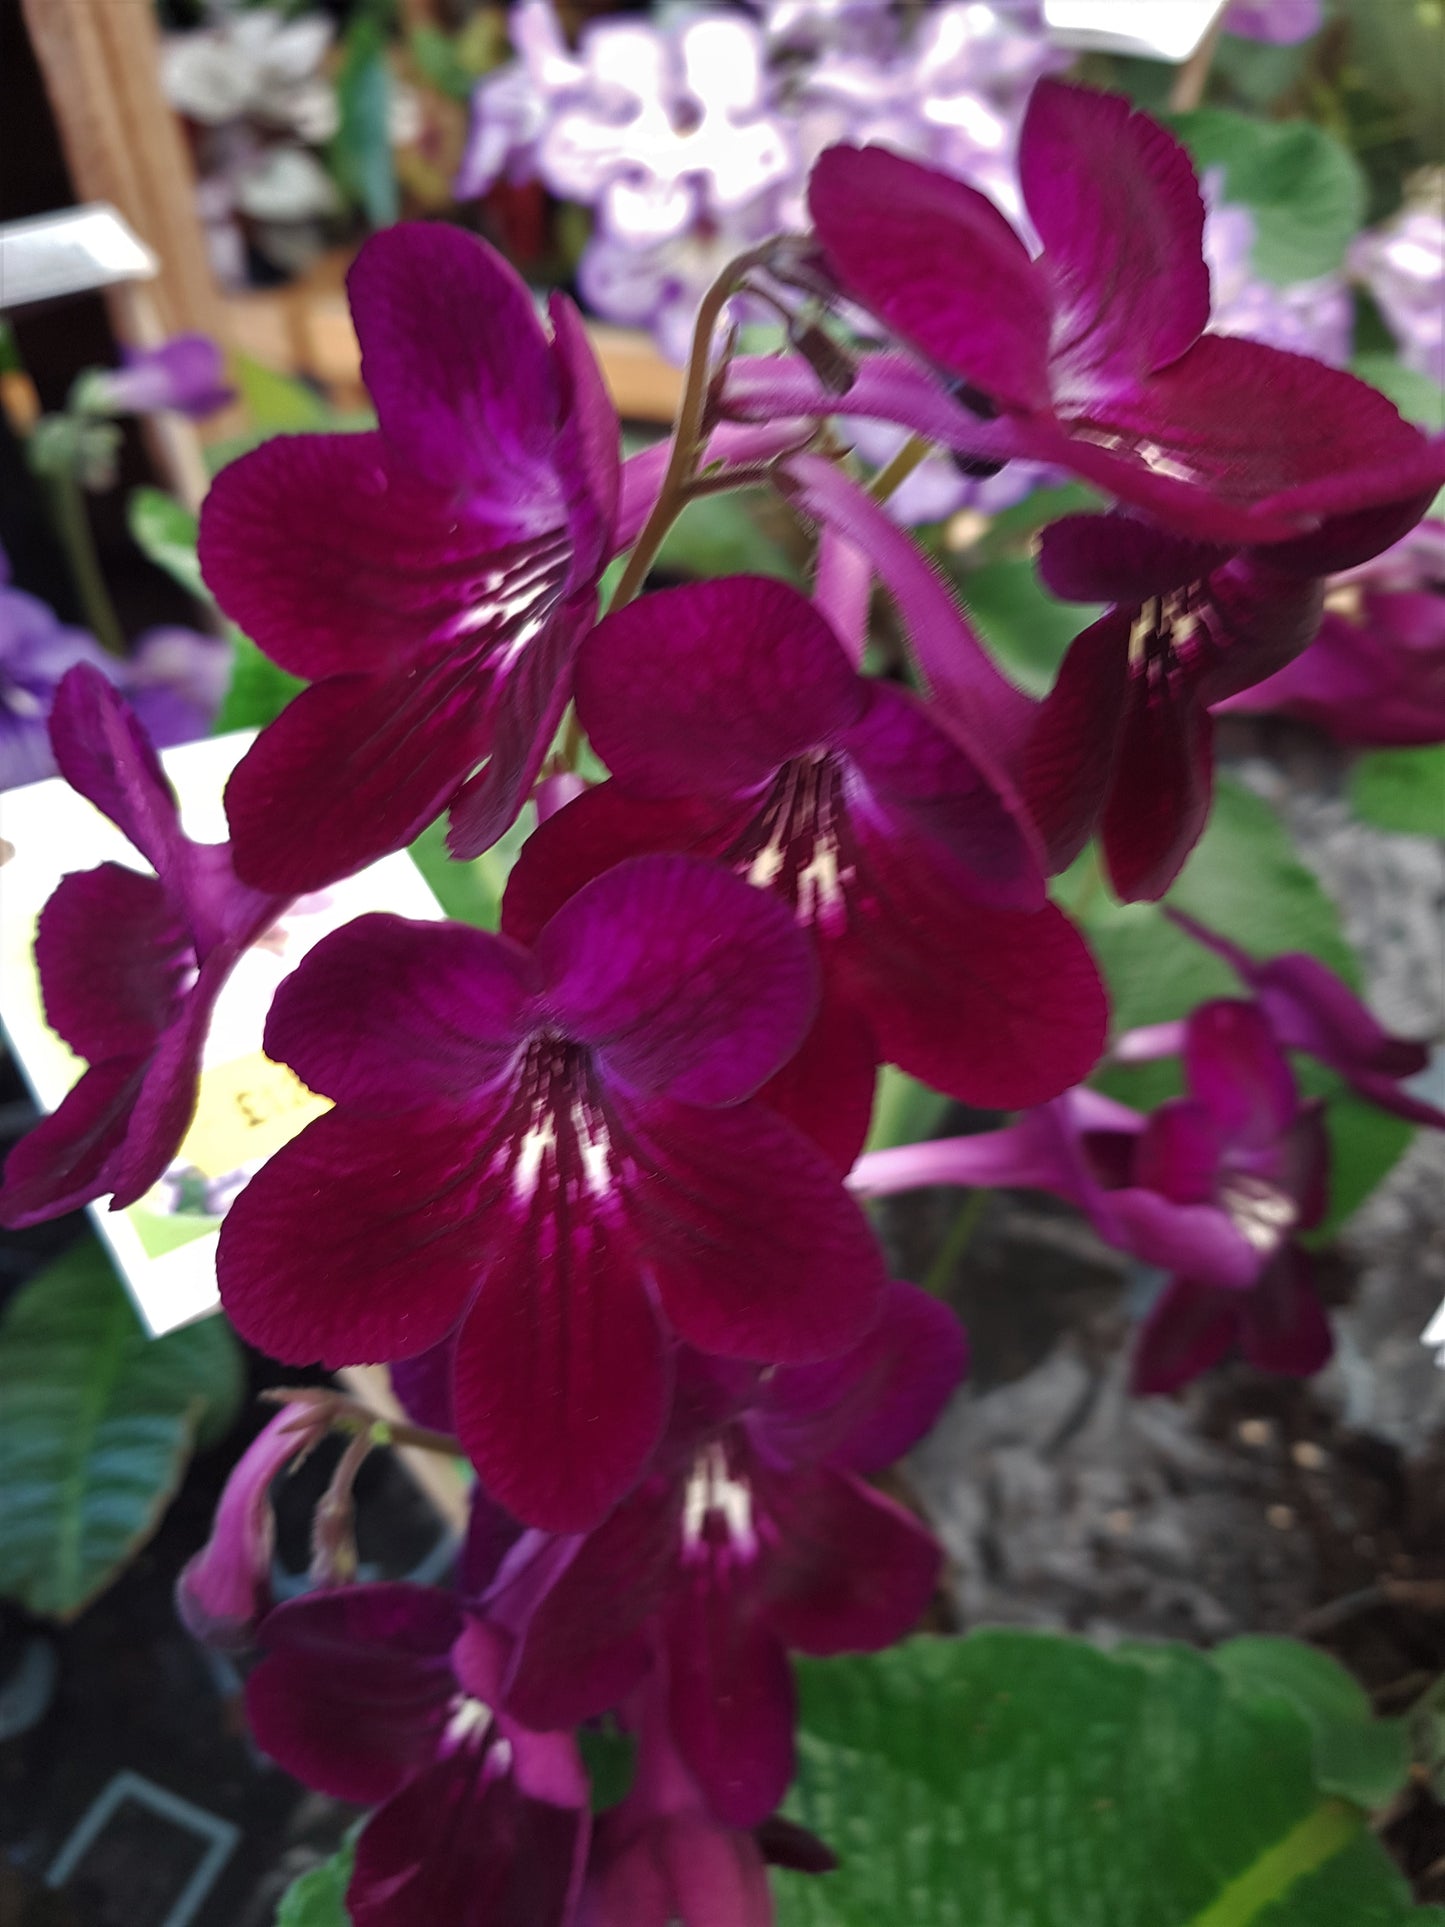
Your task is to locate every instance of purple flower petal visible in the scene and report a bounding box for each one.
[48,665,186,880]
[1131,1278,1241,1395]
[107,950,232,1208]
[578,577,865,801]
[1132,1098,1224,1205]
[1099,651,1214,901]
[759,1463,941,1656]
[665,1572,796,1830]
[535,854,818,1108]
[754,977,879,1176]
[755,1280,968,1475]
[1037,515,1233,605]
[809,143,1052,413]
[1020,609,1130,875]
[0,1058,145,1228]
[1020,81,1209,390]
[34,864,191,1062]
[263,914,534,1108]
[546,291,622,587]
[223,661,499,892]
[245,1584,463,1805]
[1185,1000,1297,1147]
[1239,1248,1333,1376]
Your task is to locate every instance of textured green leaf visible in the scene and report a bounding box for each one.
[774,1633,1435,1927]
[1211,1636,1411,1809]
[0,1239,241,1618]
[1350,748,1445,837]
[214,634,306,735]
[958,558,1101,699]
[1170,110,1366,283]
[333,14,400,230]
[234,356,335,434]
[275,1839,355,1926]
[127,488,207,602]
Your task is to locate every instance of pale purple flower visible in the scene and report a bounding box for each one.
[1352,192,1445,388]
[84,335,234,421]
[1224,0,1323,43]
[1204,175,1353,368]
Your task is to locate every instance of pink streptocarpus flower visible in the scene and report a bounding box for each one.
[806,81,1445,546]
[502,575,1107,1167]
[245,1585,589,1927]
[198,222,620,893]
[0,666,290,1227]
[217,852,887,1533]
[483,1281,963,1828]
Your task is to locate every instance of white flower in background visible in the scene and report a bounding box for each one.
[1352,178,1445,387]
[163,12,339,144]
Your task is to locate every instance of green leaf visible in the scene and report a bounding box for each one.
[127,488,206,602]
[234,355,335,435]
[214,633,306,735]
[864,1064,951,1156]
[0,1239,242,1618]
[1308,1088,1414,1239]
[774,1633,1439,1927]
[276,1839,355,1926]
[333,14,400,230]
[408,24,476,100]
[1170,110,1366,283]
[958,557,1101,699]
[1351,354,1445,433]
[652,489,800,585]
[1350,747,1445,837]
[1212,1636,1412,1809]
[578,1722,638,1813]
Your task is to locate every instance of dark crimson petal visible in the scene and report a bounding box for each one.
[840,679,1043,911]
[390,1338,456,1434]
[450,1180,670,1533]
[665,1578,796,1830]
[35,864,191,1061]
[1019,609,1131,875]
[1132,1098,1223,1205]
[1278,1104,1331,1231]
[547,292,620,588]
[245,1584,462,1804]
[836,844,1109,1109]
[1191,559,1324,709]
[1257,485,1445,577]
[445,598,585,861]
[754,1280,967,1475]
[199,433,529,681]
[535,854,817,1109]
[48,666,185,880]
[217,1103,482,1366]
[1099,659,1213,901]
[262,914,534,1107]
[348,1738,588,1927]
[576,576,865,801]
[107,951,231,1209]
[224,660,497,892]
[1020,81,1209,388]
[1258,950,1432,1079]
[1185,1000,1297,1148]
[585,1811,774,1927]
[1130,1278,1241,1395]
[759,1465,941,1655]
[1037,514,1233,605]
[754,977,879,1177]
[810,145,1051,412]
[501,1482,680,1731]
[348,223,561,499]
[1239,1248,1333,1377]
[625,1093,886,1365]
[0,1057,143,1228]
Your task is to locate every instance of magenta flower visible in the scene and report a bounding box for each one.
[198,222,620,893]
[854,1002,1332,1391]
[807,82,1445,545]
[84,334,234,420]
[218,853,886,1532]
[503,576,1107,1159]
[1020,511,1325,900]
[176,1403,334,1651]
[0,667,289,1227]
[1224,0,1322,44]
[245,1585,589,1927]
[1163,911,1445,1131]
[484,1282,962,1829]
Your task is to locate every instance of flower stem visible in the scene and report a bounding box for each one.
[922,1186,989,1296]
[45,469,126,656]
[867,431,932,504]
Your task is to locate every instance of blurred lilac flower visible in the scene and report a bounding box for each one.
[1352,188,1445,387]
[1223,0,1322,45]
[1203,174,1352,367]
[0,667,290,1227]
[83,335,235,421]
[854,1001,1334,1393]
[245,1586,590,1927]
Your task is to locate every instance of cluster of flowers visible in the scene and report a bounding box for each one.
[4,79,1445,1924]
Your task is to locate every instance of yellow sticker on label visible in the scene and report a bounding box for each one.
[176,1053,331,1178]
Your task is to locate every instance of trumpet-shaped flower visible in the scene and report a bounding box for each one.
[808,82,1445,546]
[0,667,289,1226]
[853,1002,1332,1391]
[245,1585,589,1927]
[217,853,886,1532]
[199,222,619,892]
[504,576,1106,1162]
[483,1282,963,1828]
